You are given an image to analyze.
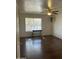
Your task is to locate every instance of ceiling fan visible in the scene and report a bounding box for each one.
[42,0,58,16]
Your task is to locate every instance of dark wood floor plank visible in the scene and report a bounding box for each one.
[20,36,62,59]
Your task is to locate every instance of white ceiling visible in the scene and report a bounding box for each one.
[23,0,43,13]
[17,0,62,14]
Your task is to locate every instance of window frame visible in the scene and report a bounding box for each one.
[25,17,42,32]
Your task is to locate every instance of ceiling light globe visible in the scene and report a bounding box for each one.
[48,12,51,16]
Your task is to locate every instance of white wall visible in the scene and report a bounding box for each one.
[52,0,62,39]
[52,12,62,39]
[19,13,52,37]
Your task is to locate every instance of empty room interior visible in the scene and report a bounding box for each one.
[16,0,62,59]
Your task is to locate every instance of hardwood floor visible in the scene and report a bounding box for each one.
[20,36,62,59]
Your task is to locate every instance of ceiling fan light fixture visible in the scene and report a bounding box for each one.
[48,12,51,16]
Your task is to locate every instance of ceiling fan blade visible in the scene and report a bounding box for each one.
[41,11,47,14]
[43,9,48,11]
[52,10,59,12]
[52,11,59,13]
[40,12,48,15]
[53,13,58,14]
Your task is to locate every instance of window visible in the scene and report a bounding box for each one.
[25,18,42,32]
